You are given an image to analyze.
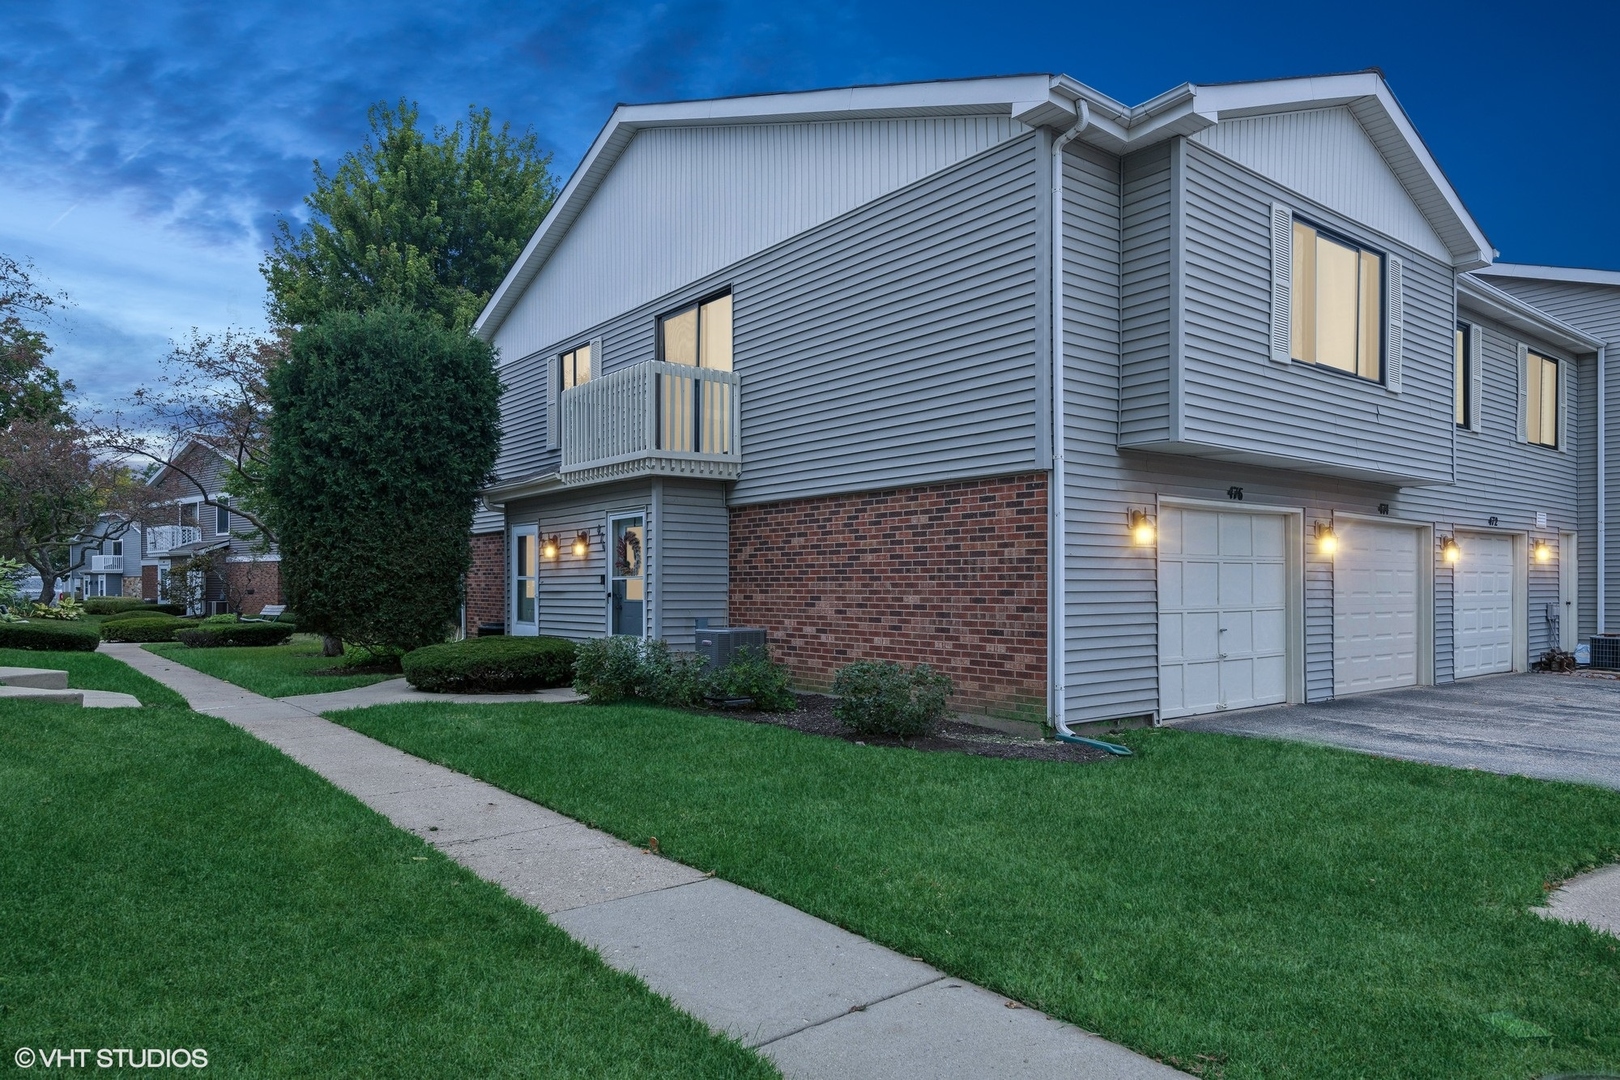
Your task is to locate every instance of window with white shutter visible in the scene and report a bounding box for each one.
[1469,324,1484,432]
[548,341,595,453]
[1284,214,1387,386]
[1385,254,1404,394]
[1515,342,1530,444]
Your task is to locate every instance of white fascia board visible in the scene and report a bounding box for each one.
[1459,275,1604,353]
[481,471,565,507]
[1481,263,1620,289]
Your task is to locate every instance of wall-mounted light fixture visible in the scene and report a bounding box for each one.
[1533,539,1551,564]
[1440,536,1460,564]
[1314,520,1338,556]
[1127,508,1156,546]
[572,531,590,558]
[541,535,561,560]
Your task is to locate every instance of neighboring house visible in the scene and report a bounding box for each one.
[466,70,1611,728]
[65,513,139,600]
[140,439,281,615]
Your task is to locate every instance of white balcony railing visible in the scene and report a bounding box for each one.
[559,361,741,485]
[145,526,200,555]
[89,555,124,573]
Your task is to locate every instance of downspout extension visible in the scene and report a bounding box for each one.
[1049,100,1088,739]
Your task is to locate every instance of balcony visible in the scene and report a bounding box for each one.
[146,526,200,555]
[560,361,740,485]
[89,555,124,573]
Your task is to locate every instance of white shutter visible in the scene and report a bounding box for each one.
[545,356,560,452]
[588,337,602,381]
[1468,324,1484,432]
[1515,342,1529,444]
[1385,254,1404,394]
[1269,204,1292,364]
[1559,356,1570,452]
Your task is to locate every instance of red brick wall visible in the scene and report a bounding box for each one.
[466,533,506,633]
[224,561,282,616]
[729,473,1048,717]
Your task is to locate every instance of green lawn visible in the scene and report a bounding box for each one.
[333,701,1620,1080]
[0,646,185,707]
[0,698,776,1078]
[144,635,399,697]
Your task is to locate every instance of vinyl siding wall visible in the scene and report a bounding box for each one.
[491,132,1045,509]
[1482,276,1620,633]
[491,116,1027,371]
[1058,135,1584,723]
[1167,143,1455,484]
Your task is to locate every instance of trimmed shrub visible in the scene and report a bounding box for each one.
[572,635,644,704]
[0,620,101,652]
[103,606,188,625]
[831,661,954,738]
[707,645,797,712]
[83,597,152,615]
[174,622,296,649]
[636,639,709,708]
[100,616,199,643]
[199,614,240,627]
[403,636,577,693]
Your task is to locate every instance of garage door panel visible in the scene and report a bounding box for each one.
[1334,522,1421,696]
[1160,508,1292,719]
[1454,533,1514,679]
[1219,561,1254,606]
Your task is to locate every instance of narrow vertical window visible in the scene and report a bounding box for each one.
[1454,324,1470,428]
[1525,351,1559,448]
[657,292,734,453]
[1289,219,1384,383]
[560,342,592,391]
[215,497,231,535]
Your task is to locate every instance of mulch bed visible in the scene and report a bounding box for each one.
[708,694,1112,764]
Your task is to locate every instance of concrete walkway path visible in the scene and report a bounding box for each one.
[280,676,584,713]
[103,644,1179,1079]
[1538,863,1620,940]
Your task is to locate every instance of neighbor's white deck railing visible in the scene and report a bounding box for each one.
[560,361,741,484]
[145,525,200,554]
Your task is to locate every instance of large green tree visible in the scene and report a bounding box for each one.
[1,254,71,427]
[262,101,557,330]
[265,305,501,652]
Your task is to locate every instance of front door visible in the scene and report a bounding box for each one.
[609,514,646,637]
[511,524,539,636]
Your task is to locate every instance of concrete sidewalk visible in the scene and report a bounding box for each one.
[280,676,584,713]
[103,643,1180,1079]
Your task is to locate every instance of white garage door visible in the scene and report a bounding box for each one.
[1159,508,1289,719]
[1454,533,1515,678]
[1334,522,1420,695]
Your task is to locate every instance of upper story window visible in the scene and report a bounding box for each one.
[658,292,732,371]
[107,539,123,557]
[1454,323,1471,428]
[560,342,592,391]
[1290,220,1383,383]
[1526,350,1559,448]
[215,497,231,535]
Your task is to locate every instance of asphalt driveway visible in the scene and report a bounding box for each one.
[1175,672,1620,790]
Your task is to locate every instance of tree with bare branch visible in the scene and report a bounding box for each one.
[95,327,284,547]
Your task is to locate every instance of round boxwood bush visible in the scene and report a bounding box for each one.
[174,622,295,649]
[83,597,153,615]
[100,616,199,643]
[831,660,954,738]
[0,620,102,652]
[403,636,577,693]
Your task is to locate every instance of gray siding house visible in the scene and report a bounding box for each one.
[470,71,1608,727]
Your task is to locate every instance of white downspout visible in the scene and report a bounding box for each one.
[1049,100,1089,736]
[1599,344,1607,632]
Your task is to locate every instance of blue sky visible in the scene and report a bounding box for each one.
[1,0,1614,416]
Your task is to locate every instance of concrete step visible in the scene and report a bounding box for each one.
[0,685,84,705]
[0,666,70,690]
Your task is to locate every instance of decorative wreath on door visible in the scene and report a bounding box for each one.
[614,530,642,577]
